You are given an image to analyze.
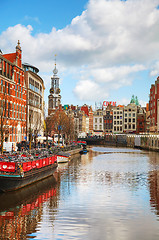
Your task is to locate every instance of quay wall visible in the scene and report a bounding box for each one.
[80,135,159,152]
[126,135,159,152]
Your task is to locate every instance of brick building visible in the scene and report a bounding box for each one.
[0,41,27,143]
[81,104,93,134]
[136,107,146,134]
[103,110,113,133]
[149,77,159,132]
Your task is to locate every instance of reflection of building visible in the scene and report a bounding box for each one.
[23,63,45,140]
[148,153,159,216]
[0,176,58,239]
[0,41,27,143]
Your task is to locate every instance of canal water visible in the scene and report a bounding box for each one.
[1,146,159,239]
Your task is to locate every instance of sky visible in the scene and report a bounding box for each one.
[1,0,159,108]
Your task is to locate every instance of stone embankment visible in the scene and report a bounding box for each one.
[81,135,159,152]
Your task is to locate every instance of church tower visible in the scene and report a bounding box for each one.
[48,57,61,115]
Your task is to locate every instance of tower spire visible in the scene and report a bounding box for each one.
[53,54,58,75]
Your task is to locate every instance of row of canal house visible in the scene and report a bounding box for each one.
[62,101,148,138]
[0,42,45,144]
[93,100,148,136]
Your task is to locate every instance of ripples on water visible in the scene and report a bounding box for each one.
[1,147,159,239]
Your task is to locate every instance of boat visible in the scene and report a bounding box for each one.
[0,151,58,192]
[79,144,88,154]
[80,148,88,154]
[56,152,71,163]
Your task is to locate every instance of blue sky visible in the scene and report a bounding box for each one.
[1,0,159,108]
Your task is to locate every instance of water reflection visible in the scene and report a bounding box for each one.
[0,175,57,239]
[2,148,159,239]
[52,148,159,240]
[148,151,159,217]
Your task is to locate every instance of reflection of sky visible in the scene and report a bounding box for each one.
[30,147,159,240]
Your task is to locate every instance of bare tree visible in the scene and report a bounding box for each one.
[0,88,9,154]
[47,107,75,145]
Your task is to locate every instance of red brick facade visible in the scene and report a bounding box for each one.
[0,41,27,143]
[149,77,159,132]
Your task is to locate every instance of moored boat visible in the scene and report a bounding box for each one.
[56,152,71,163]
[79,144,88,154]
[0,151,57,192]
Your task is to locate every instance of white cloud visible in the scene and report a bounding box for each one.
[150,61,159,76]
[1,0,159,103]
[24,16,40,24]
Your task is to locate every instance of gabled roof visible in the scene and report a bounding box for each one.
[81,105,89,116]
[3,53,16,63]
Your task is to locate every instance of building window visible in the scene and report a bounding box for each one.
[1,80,3,93]
[15,104,17,119]
[4,100,7,117]
[5,82,7,94]
[15,85,17,97]
[8,102,10,118]
[18,86,20,98]
[18,72,20,84]
[21,106,22,119]
[8,83,10,95]
[12,103,14,118]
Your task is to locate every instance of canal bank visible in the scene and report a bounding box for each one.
[82,134,159,152]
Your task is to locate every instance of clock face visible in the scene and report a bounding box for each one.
[50,88,54,94]
[56,88,60,94]
[53,68,58,75]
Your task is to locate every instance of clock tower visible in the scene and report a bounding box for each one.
[48,59,61,115]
